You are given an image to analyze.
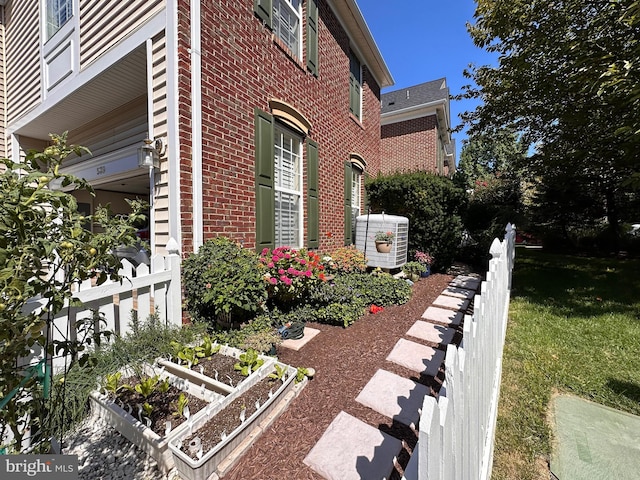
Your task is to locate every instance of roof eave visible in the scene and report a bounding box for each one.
[327,0,394,89]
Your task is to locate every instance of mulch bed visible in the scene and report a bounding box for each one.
[223,272,457,480]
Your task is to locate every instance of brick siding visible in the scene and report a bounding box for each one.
[380,115,440,175]
[176,0,381,255]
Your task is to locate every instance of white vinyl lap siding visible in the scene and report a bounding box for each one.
[79,0,163,69]
[4,0,41,126]
[150,32,169,251]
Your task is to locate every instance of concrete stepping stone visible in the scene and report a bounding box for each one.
[304,411,402,480]
[406,320,455,346]
[449,275,481,290]
[386,338,445,377]
[280,327,320,351]
[356,369,430,427]
[442,286,475,300]
[421,306,463,326]
[433,294,469,312]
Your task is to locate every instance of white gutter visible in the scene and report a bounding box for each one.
[191,0,203,250]
[166,0,182,248]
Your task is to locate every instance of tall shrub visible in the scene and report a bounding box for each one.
[182,237,267,326]
[366,172,466,270]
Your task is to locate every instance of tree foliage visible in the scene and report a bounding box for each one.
[0,133,145,452]
[461,0,640,249]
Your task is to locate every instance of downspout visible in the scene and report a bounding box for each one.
[190,0,203,250]
[145,38,156,255]
[166,0,182,249]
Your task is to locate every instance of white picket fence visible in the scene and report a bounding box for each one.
[409,223,516,480]
[24,239,183,371]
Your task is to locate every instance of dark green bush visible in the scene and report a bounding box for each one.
[182,237,267,326]
[366,172,466,271]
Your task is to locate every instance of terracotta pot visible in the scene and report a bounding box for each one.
[375,241,392,253]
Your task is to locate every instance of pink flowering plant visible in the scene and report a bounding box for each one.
[259,246,326,305]
[374,231,395,243]
[414,251,434,266]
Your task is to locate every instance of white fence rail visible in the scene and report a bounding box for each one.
[411,223,516,480]
[24,241,183,371]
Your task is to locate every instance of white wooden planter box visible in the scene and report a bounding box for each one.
[89,363,217,473]
[157,345,274,396]
[168,362,298,480]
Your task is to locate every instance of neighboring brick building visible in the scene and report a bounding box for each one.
[380,78,455,176]
[0,0,392,257]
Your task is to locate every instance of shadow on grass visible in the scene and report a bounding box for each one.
[606,378,640,404]
[511,248,640,319]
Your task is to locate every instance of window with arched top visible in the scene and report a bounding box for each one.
[344,154,367,245]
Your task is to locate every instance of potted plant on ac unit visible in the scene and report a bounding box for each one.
[374,231,395,253]
[402,261,427,282]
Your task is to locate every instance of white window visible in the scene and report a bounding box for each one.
[274,126,303,247]
[351,167,362,220]
[273,0,302,58]
[46,0,73,39]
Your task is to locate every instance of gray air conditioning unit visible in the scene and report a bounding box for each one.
[355,213,409,269]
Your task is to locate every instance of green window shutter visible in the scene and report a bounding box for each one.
[307,140,319,249]
[344,161,352,245]
[255,109,275,251]
[349,52,361,118]
[254,0,272,28]
[306,0,318,76]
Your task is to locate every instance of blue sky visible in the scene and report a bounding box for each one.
[357,0,497,163]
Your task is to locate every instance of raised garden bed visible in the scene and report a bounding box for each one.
[169,362,301,480]
[158,345,274,396]
[89,364,215,473]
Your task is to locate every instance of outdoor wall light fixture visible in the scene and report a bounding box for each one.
[138,138,165,169]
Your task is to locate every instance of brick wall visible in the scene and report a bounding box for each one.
[177,0,381,255]
[380,115,439,175]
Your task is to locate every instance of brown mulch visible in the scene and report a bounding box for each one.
[223,273,456,480]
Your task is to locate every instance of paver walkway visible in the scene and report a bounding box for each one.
[302,274,481,480]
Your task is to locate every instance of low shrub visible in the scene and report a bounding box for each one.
[182,237,268,326]
[321,245,368,274]
[211,314,281,354]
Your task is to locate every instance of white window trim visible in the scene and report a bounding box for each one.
[273,0,303,60]
[351,167,362,217]
[274,124,304,248]
[44,0,74,40]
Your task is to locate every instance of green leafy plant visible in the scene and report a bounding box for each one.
[133,376,159,399]
[234,348,265,377]
[402,261,427,277]
[172,393,189,418]
[176,345,204,367]
[102,372,123,396]
[142,402,154,418]
[182,237,268,326]
[0,133,146,452]
[157,378,171,394]
[295,367,309,383]
[200,335,220,358]
[268,364,288,382]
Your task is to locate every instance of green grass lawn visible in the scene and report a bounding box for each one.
[492,248,640,480]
